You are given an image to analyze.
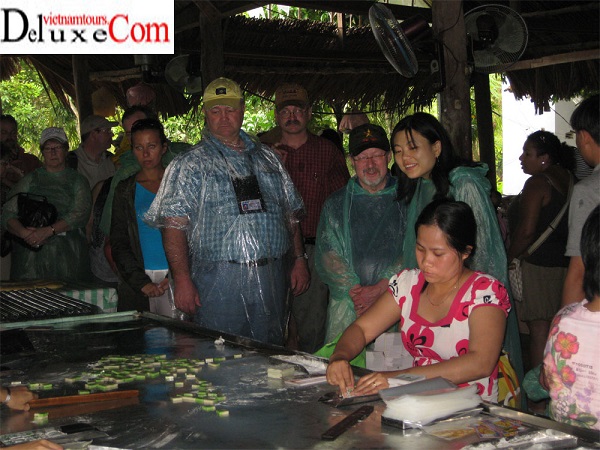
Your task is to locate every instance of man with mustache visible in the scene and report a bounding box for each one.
[270,83,350,353]
[315,124,406,345]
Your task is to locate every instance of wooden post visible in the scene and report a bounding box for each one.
[432,0,472,160]
[473,72,497,189]
[197,2,225,87]
[72,55,93,129]
[336,12,346,48]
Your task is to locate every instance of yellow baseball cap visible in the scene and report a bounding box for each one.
[203,77,244,109]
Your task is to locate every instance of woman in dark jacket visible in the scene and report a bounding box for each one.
[110,118,173,314]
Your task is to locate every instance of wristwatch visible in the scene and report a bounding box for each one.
[295,253,308,260]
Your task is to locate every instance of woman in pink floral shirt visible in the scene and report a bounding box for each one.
[327,199,510,402]
[543,206,599,430]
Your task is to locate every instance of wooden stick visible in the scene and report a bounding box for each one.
[29,390,139,408]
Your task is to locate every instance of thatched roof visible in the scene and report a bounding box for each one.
[2,1,598,117]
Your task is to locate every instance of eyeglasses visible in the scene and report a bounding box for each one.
[278,108,306,118]
[353,153,387,162]
[42,146,64,153]
[96,128,112,134]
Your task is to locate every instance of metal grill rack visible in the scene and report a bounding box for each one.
[0,289,99,322]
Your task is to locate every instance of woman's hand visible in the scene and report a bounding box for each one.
[326,360,355,397]
[21,227,52,248]
[352,372,390,396]
[141,281,168,298]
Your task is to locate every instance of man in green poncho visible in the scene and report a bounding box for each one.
[316,124,406,344]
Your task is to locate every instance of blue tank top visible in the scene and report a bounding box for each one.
[135,183,168,270]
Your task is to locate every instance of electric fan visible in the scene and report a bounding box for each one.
[164,55,203,95]
[368,3,430,78]
[464,4,528,73]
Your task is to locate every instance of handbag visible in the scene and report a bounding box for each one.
[8,192,58,252]
[509,173,574,302]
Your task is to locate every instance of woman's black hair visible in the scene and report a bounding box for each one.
[391,112,479,203]
[130,118,167,145]
[581,205,600,300]
[525,130,575,172]
[415,198,477,262]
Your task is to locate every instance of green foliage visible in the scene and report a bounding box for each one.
[1,61,77,158]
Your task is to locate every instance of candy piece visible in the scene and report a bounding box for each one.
[267,366,295,379]
[202,405,216,412]
[216,409,229,417]
[171,397,183,404]
[78,390,91,395]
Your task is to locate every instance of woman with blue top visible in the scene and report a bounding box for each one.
[110,118,173,315]
[391,112,524,391]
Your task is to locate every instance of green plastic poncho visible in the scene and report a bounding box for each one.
[2,167,92,282]
[401,164,524,384]
[316,176,406,344]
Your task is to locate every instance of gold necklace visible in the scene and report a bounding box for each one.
[221,138,245,150]
[425,273,462,307]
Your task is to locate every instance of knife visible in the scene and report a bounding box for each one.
[321,405,375,440]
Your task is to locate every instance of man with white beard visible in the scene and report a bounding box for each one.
[316,123,406,344]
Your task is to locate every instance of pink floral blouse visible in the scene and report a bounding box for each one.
[388,269,510,402]
[543,300,600,430]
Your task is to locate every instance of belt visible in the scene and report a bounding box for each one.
[304,237,316,246]
[228,257,277,267]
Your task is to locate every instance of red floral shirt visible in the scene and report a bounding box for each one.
[389,269,510,402]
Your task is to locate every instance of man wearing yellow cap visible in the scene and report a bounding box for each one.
[145,78,308,346]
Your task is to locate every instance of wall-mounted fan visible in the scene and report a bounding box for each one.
[164,55,203,95]
[464,4,528,73]
[368,4,431,78]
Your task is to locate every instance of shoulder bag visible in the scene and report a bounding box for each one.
[509,173,574,301]
[7,192,58,252]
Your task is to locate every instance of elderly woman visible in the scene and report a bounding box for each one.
[2,127,92,282]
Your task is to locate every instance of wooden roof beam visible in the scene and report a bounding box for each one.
[507,49,600,71]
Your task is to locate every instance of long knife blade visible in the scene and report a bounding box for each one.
[321,405,374,440]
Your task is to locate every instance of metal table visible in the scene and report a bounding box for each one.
[0,313,597,449]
